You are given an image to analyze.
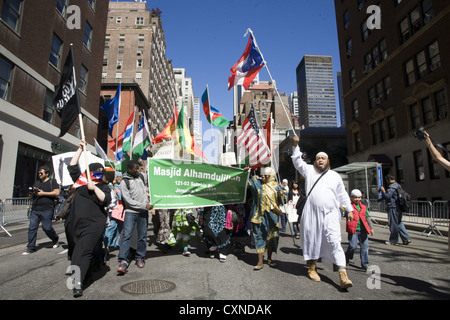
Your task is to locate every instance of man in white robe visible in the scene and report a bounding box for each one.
[291,135,354,289]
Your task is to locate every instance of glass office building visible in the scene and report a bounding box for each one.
[296,55,338,128]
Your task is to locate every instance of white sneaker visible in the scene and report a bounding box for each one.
[219,253,226,262]
[52,242,60,249]
[22,251,34,255]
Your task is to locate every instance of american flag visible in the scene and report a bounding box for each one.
[236,107,271,169]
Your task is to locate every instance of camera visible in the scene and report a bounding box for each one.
[28,187,39,195]
[413,126,427,141]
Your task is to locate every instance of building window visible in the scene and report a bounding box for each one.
[43,89,55,125]
[361,20,370,41]
[404,59,416,86]
[395,156,404,183]
[384,76,392,99]
[117,59,123,69]
[136,17,144,25]
[119,34,125,42]
[101,72,107,79]
[354,132,361,152]
[88,0,96,11]
[434,90,447,121]
[1,0,23,32]
[414,150,425,181]
[387,115,396,139]
[368,87,376,109]
[116,17,121,24]
[79,65,88,93]
[0,56,14,100]
[421,97,433,125]
[83,21,93,50]
[137,59,143,68]
[102,59,107,67]
[138,34,145,42]
[428,40,441,71]
[115,72,122,79]
[371,123,378,145]
[346,38,352,57]
[398,0,434,44]
[379,119,387,142]
[49,33,62,67]
[416,50,427,79]
[351,99,359,119]
[343,10,350,29]
[118,46,124,55]
[137,46,144,55]
[409,103,420,130]
[56,0,68,16]
[349,69,356,88]
[136,72,142,80]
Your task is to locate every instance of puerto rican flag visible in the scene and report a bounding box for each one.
[228,33,265,90]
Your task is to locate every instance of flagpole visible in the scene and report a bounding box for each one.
[69,43,91,182]
[245,28,295,134]
[206,84,215,163]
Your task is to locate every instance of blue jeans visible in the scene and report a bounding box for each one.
[104,218,123,248]
[118,210,148,263]
[27,209,59,251]
[346,231,369,268]
[387,208,410,244]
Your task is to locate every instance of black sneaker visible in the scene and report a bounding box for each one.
[403,239,412,245]
[117,261,129,275]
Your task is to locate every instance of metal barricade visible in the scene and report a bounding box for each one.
[0,198,33,237]
[425,200,450,237]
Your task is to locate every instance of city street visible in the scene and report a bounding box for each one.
[0,216,449,308]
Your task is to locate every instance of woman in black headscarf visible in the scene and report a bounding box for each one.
[65,141,111,297]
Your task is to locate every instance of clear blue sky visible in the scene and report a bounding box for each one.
[117,0,342,128]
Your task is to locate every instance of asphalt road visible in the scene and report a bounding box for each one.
[0,217,449,311]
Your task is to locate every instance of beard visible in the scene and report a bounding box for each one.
[314,161,330,173]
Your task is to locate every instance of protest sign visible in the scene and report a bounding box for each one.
[52,151,104,186]
[148,159,249,209]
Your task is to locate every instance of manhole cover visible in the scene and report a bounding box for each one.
[120,279,176,295]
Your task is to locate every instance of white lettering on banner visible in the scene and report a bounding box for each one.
[56,76,76,112]
[152,166,241,183]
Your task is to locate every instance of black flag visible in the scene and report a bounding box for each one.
[53,45,80,137]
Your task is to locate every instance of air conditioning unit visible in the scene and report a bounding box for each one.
[430,61,441,71]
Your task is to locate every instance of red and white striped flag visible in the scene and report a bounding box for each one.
[236,107,271,169]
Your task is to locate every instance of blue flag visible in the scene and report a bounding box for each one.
[100,83,121,137]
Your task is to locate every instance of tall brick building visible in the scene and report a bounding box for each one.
[335,0,450,201]
[0,0,109,198]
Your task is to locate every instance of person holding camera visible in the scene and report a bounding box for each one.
[422,130,450,172]
[22,165,60,255]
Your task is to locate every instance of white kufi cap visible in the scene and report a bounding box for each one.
[351,189,362,196]
[316,152,328,159]
[262,167,275,176]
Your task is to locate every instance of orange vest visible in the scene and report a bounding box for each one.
[346,202,371,234]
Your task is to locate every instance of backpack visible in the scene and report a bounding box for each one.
[395,185,411,212]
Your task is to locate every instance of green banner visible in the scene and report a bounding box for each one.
[148,159,250,209]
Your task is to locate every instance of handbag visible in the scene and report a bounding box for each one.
[111,201,125,221]
[296,170,328,222]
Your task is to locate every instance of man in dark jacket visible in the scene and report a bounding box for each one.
[380,174,411,245]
